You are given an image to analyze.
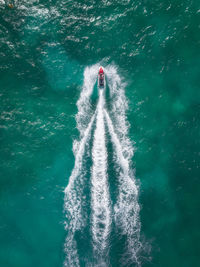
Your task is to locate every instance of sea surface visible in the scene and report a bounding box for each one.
[0,0,200,266]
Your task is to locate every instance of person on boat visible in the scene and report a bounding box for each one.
[99,67,104,74]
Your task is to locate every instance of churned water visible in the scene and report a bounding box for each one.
[0,1,200,267]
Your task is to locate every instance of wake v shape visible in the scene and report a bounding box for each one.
[64,65,142,267]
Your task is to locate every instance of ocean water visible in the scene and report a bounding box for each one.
[0,0,200,266]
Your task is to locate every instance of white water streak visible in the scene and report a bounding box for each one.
[64,64,142,266]
[76,64,100,136]
[64,114,95,267]
[105,66,142,265]
[64,65,99,267]
[65,114,95,195]
[105,109,141,265]
[91,90,111,261]
[106,65,134,160]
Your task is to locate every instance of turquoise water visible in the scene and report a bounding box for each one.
[0,0,200,266]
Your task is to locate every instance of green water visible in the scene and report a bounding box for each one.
[0,0,200,266]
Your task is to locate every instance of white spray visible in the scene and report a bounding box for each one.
[64,65,99,267]
[64,64,142,266]
[105,65,142,265]
[91,90,111,265]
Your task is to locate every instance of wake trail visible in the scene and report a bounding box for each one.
[105,66,142,265]
[64,114,95,267]
[104,110,141,265]
[91,90,111,265]
[106,66,133,160]
[64,65,99,267]
[64,64,142,266]
[76,64,100,136]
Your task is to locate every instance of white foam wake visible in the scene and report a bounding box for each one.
[64,64,98,267]
[106,65,134,161]
[64,114,95,267]
[91,90,111,263]
[76,64,100,136]
[104,110,141,265]
[105,65,142,265]
[64,64,142,266]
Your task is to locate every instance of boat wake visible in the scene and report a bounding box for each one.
[64,64,142,266]
[91,90,111,266]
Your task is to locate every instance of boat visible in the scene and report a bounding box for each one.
[98,66,105,88]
